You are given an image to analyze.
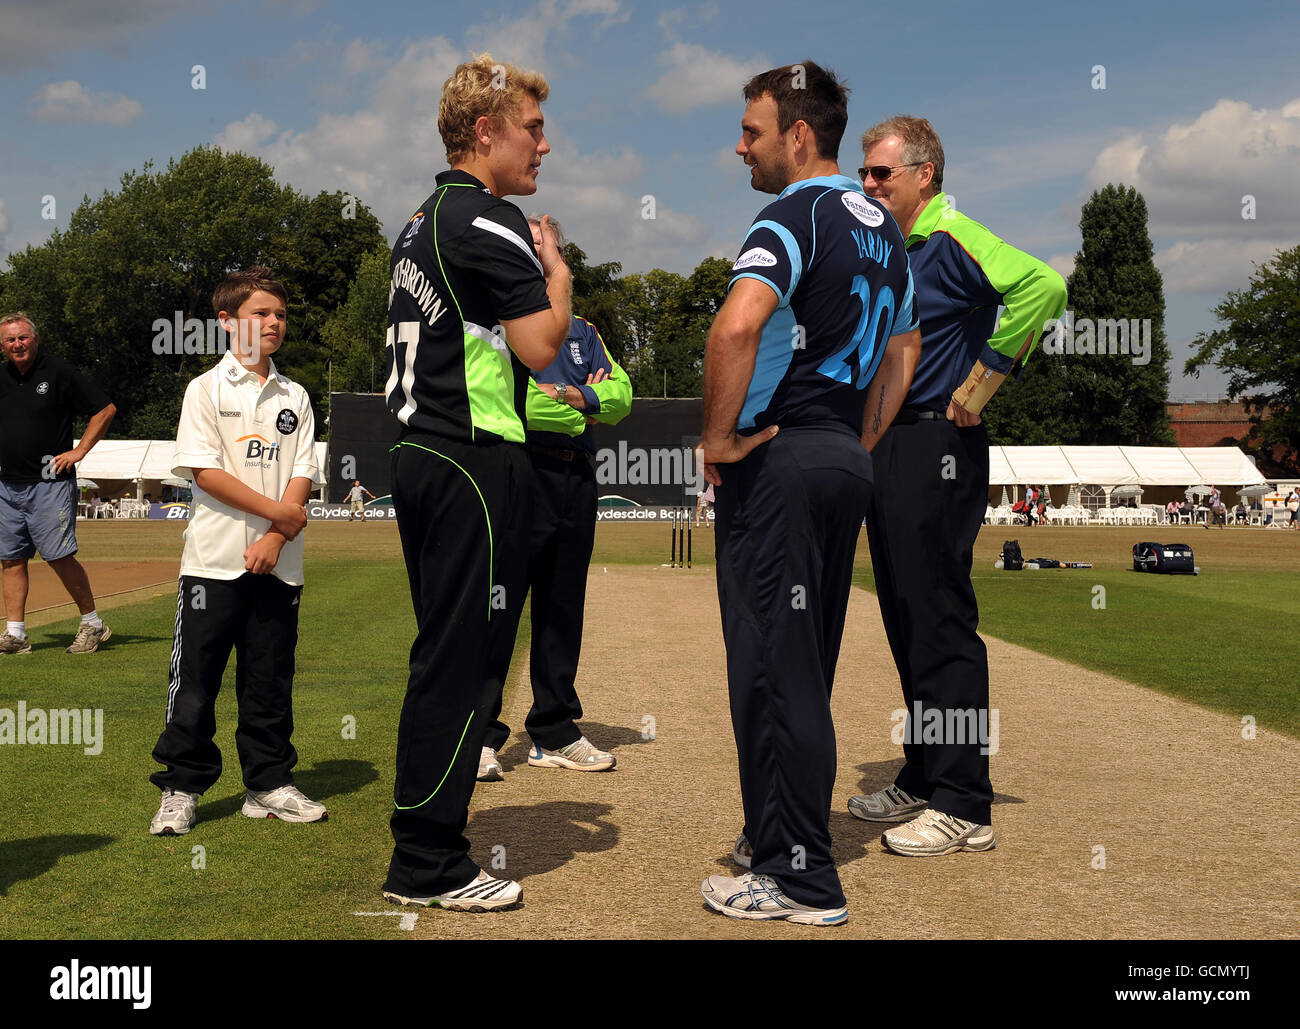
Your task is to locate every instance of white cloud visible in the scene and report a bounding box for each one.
[0,197,10,241]
[713,147,740,173]
[213,5,646,247]
[530,134,711,273]
[956,130,1119,199]
[341,39,386,77]
[1155,238,1293,294]
[1046,252,1075,281]
[1083,98,1300,238]
[647,43,767,115]
[560,0,629,31]
[656,2,719,40]
[29,80,143,125]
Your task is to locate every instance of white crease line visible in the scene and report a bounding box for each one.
[353,910,419,931]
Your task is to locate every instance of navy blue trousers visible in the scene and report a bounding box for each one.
[864,418,994,824]
[715,427,871,910]
[484,451,596,752]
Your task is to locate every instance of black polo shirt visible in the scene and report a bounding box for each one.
[0,351,112,483]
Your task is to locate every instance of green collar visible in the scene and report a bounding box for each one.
[905,192,949,246]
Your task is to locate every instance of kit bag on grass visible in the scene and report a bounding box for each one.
[1132,541,1195,574]
[1001,540,1024,571]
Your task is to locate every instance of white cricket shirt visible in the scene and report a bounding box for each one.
[172,351,323,586]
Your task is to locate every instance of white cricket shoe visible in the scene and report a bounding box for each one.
[848,784,929,823]
[384,870,523,912]
[528,736,615,771]
[882,808,995,856]
[150,788,198,836]
[242,784,328,823]
[477,746,504,782]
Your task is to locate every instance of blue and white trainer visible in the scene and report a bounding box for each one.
[700,873,847,926]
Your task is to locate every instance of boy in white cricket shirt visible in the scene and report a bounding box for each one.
[148,267,326,835]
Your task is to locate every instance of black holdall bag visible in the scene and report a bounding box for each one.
[1001,540,1024,571]
[1132,541,1196,574]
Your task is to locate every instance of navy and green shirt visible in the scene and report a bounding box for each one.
[385,170,551,445]
[903,192,1067,411]
[730,174,917,436]
[525,316,632,454]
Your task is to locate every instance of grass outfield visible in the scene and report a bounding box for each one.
[1,526,525,939]
[1,520,1295,938]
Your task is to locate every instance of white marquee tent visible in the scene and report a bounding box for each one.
[74,440,329,498]
[988,445,1264,488]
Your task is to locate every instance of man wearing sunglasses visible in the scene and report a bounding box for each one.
[848,116,1066,856]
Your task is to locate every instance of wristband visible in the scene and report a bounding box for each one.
[951,360,1007,415]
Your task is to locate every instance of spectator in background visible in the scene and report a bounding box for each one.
[1165,499,1179,524]
[0,311,117,655]
[1206,486,1225,529]
[1286,488,1299,530]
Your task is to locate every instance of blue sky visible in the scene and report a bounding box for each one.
[4,0,1299,398]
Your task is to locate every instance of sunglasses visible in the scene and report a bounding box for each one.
[857,162,925,182]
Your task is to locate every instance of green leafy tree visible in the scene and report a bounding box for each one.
[984,184,1174,445]
[320,246,392,396]
[617,268,686,397]
[0,146,384,438]
[563,240,627,365]
[1185,243,1300,469]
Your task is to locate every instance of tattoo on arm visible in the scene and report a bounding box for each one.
[872,384,887,434]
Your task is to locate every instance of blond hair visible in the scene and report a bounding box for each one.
[861,115,945,192]
[439,53,550,164]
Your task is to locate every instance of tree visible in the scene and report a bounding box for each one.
[983,184,1174,445]
[320,246,392,396]
[1185,244,1300,468]
[0,146,385,437]
[617,268,686,397]
[563,241,627,365]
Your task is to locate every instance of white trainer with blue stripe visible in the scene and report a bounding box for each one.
[700,872,847,926]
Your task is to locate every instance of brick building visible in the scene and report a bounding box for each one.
[1166,401,1297,475]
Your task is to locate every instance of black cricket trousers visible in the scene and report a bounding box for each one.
[864,417,994,825]
[384,435,532,897]
[715,426,871,910]
[150,572,302,794]
[484,449,597,753]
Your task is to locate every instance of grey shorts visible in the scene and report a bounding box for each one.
[0,479,79,561]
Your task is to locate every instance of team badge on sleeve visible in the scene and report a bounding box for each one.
[276,409,299,435]
[733,247,778,271]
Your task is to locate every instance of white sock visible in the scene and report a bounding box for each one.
[7,621,26,640]
[81,609,103,629]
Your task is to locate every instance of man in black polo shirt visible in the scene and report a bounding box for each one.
[380,54,571,914]
[0,312,117,655]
